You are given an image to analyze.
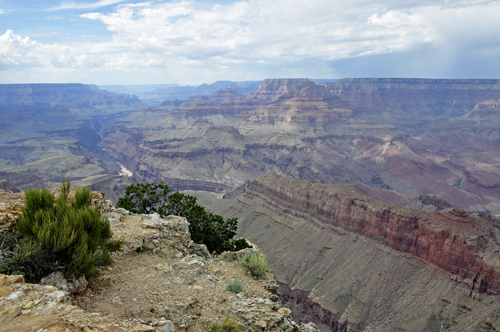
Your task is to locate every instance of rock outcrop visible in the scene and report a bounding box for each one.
[0,189,320,332]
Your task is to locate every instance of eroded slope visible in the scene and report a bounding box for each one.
[191,173,500,331]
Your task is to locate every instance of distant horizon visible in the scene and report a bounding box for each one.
[2,77,500,87]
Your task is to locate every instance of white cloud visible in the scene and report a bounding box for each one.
[50,0,125,11]
[0,9,4,15]
[0,30,105,72]
[77,0,439,69]
[0,30,44,68]
[2,0,500,84]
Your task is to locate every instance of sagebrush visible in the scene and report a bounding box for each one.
[238,253,267,278]
[208,315,244,332]
[226,278,243,293]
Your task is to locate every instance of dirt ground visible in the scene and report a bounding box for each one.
[75,249,277,331]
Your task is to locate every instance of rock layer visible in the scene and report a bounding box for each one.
[100,78,500,214]
[191,173,500,331]
[246,173,500,294]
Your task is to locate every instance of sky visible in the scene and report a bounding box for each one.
[0,0,499,85]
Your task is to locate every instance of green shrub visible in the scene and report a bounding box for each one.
[0,234,50,282]
[15,181,113,280]
[208,322,219,332]
[221,316,244,332]
[208,316,243,332]
[106,237,125,251]
[226,278,243,293]
[230,238,252,251]
[135,246,150,253]
[117,182,252,255]
[238,253,267,279]
[117,181,171,214]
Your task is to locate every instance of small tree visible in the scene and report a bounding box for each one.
[117,181,171,214]
[14,181,113,280]
[117,182,251,254]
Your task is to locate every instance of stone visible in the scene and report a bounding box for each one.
[301,322,320,332]
[278,308,291,316]
[157,320,175,332]
[40,271,88,294]
[188,241,212,259]
[269,294,279,302]
[265,280,280,294]
[0,274,152,331]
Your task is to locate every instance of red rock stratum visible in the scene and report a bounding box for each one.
[246,173,500,295]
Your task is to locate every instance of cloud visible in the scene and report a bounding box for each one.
[2,0,500,84]
[0,9,4,15]
[50,0,125,11]
[77,0,439,67]
[0,30,105,71]
[0,30,44,68]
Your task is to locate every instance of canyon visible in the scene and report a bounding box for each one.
[0,83,142,201]
[98,78,500,215]
[3,78,500,331]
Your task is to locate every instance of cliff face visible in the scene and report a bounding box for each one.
[192,173,500,331]
[326,78,500,115]
[246,173,500,294]
[0,83,141,108]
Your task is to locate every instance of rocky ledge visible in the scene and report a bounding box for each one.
[0,188,319,332]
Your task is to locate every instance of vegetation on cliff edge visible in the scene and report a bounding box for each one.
[117,181,251,254]
[0,181,113,282]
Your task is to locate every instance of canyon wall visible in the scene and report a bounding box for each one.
[246,173,500,295]
[192,173,500,331]
[99,78,500,215]
[0,83,141,108]
[326,78,500,115]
